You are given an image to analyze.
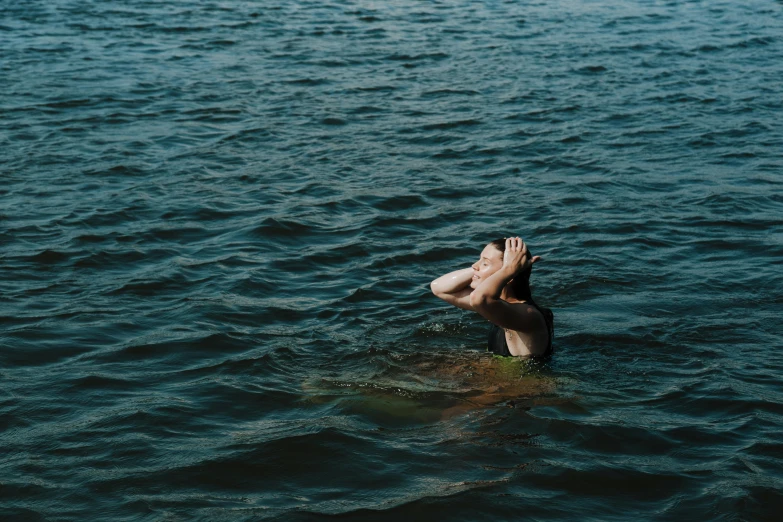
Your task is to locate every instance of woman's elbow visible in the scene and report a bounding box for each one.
[469,292,489,309]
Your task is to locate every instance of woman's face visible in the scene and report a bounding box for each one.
[469,244,504,289]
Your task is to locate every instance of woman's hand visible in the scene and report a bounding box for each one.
[502,237,541,275]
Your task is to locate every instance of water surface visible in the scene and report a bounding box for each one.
[2,0,783,519]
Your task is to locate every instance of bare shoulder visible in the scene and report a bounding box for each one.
[507,301,548,330]
[512,301,544,317]
[505,302,550,355]
[472,298,544,333]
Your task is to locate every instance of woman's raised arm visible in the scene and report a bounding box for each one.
[470,238,541,330]
[430,267,474,311]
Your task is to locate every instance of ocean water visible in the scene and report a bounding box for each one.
[2,0,782,519]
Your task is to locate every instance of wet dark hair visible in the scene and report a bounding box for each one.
[487,238,554,344]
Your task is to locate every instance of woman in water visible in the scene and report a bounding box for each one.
[302,238,554,420]
[430,237,554,358]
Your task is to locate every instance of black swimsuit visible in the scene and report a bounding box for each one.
[487,302,553,358]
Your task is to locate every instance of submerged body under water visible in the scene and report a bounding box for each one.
[3,0,783,519]
[304,350,560,423]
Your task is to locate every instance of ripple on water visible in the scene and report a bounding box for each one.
[2,0,783,519]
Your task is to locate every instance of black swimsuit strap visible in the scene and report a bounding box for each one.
[488,323,512,357]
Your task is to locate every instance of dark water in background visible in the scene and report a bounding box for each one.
[2,0,783,519]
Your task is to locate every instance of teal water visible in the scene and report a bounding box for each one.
[2,0,783,519]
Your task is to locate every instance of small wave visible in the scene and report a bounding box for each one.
[250,217,316,238]
[159,25,212,33]
[96,332,250,364]
[73,249,146,269]
[363,193,429,212]
[401,133,461,146]
[348,105,385,114]
[431,146,476,159]
[42,98,93,109]
[320,117,347,126]
[66,374,137,391]
[24,249,71,264]
[421,119,482,131]
[576,65,608,74]
[421,88,480,98]
[729,36,774,48]
[83,164,148,176]
[283,78,329,86]
[385,52,449,62]
[352,85,396,92]
[108,268,205,296]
